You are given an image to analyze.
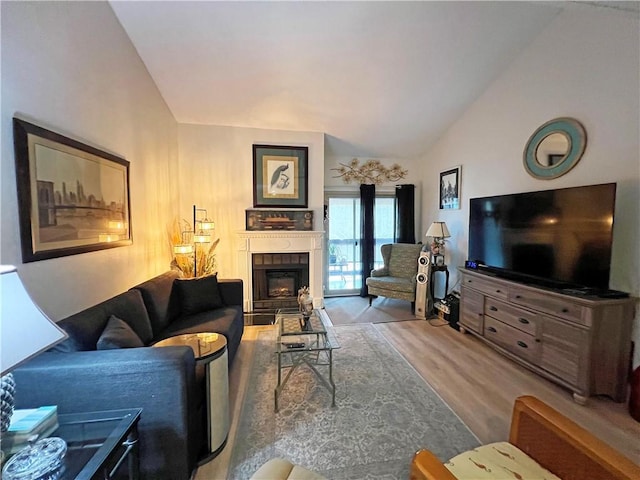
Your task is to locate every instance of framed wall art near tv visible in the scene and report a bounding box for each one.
[253,144,308,208]
[13,118,132,263]
[439,166,461,210]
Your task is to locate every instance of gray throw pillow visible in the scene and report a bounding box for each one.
[96,315,144,350]
[174,274,224,316]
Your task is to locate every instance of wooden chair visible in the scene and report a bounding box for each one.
[410,395,640,480]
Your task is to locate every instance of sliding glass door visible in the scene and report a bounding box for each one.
[324,192,395,296]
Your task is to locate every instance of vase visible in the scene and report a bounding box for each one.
[1,373,16,432]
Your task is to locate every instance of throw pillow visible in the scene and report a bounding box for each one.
[96,315,144,350]
[174,274,224,316]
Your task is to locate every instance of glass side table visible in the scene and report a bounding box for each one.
[57,408,141,480]
[3,408,142,480]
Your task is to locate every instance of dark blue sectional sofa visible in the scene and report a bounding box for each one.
[13,270,244,480]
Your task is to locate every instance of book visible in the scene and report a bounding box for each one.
[6,406,57,434]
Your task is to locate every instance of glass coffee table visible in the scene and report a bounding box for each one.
[274,308,339,412]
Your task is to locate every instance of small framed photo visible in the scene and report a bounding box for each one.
[439,166,461,210]
[253,145,308,208]
[434,254,445,266]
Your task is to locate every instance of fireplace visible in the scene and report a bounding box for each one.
[236,230,324,313]
[252,252,309,312]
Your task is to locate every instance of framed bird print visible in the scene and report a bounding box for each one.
[253,144,308,208]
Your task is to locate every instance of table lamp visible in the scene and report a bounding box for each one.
[425,221,451,265]
[0,266,68,432]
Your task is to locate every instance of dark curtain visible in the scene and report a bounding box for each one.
[395,184,415,244]
[359,184,375,297]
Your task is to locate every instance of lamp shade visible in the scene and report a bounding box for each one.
[425,221,451,239]
[1,266,68,376]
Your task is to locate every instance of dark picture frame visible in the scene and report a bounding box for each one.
[439,166,461,210]
[13,118,132,263]
[253,144,308,208]
[245,209,313,231]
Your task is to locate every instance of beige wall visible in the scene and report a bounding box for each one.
[420,8,640,364]
[177,124,325,279]
[1,2,179,320]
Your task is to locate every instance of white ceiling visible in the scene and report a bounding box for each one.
[109,1,639,159]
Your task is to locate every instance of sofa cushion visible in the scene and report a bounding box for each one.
[156,306,244,364]
[131,270,182,337]
[53,290,153,351]
[174,274,224,316]
[96,315,145,350]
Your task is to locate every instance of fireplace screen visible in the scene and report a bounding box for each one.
[267,271,297,298]
[252,252,309,312]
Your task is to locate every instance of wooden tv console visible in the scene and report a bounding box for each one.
[459,269,635,404]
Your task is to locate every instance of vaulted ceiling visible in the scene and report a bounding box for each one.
[110,1,639,159]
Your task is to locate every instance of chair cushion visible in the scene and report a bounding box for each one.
[387,243,423,278]
[366,276,415,294]
[445,441,561,479]
[174,274,224,315]
[250,458,326,480]
[96,315,144,350]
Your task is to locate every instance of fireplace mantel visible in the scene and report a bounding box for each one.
[236,230,325,312]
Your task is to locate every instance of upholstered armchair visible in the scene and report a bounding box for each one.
[366,243,424,311]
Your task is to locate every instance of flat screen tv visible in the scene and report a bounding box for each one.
[468,183,616,291]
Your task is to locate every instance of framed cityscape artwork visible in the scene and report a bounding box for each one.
[253,144,308,208]
[13,118,132,262]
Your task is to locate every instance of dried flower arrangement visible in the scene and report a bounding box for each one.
[167,218,219,278]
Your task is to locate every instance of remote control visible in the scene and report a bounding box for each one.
[284,342,305,349]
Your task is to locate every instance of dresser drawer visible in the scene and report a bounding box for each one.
[484,297,538,336]
[461,275,508,300]
[460,287,484,334]
[509,287,586,325]
[484,317,539,364]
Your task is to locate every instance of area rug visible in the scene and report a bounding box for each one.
[227,324,479,479]
[324,296,419,325]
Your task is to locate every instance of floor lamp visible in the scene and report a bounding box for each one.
[174,205,215,278]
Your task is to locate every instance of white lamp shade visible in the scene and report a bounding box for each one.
[174,244,194,255]
[1,266,68,376]
[425,221,451,238]
[193,233,211,244]
[199,220,215,231]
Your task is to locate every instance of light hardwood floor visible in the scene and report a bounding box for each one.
[377,319,640,463]
[195,317,639,479]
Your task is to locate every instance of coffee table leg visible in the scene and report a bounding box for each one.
[329,349,336,407]
[275,351,282,412]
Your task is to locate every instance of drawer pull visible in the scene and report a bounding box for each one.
[489,306,498,312]
[561,308,569,313]
[495,289,502,293]
[517,341,528,348]
[514,295,522,299]
[518,318,530,324]
[487,326,497,333]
